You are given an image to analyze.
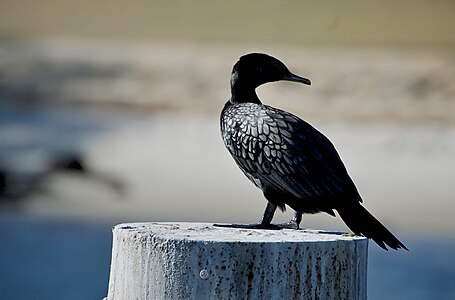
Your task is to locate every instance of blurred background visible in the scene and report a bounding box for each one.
[0,1,454,299]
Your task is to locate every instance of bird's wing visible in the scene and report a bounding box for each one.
[226,105,361,203]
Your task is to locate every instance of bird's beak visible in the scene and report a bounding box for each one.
[282,73,311,85]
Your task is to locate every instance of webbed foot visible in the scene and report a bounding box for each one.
[275,220,300,230]
[213,223,282,230]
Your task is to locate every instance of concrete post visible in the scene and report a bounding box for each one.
[106,222,368,300]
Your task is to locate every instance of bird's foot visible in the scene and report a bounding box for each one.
[342,233,358,237]
[275,220,300,230]
[213,223,282,230]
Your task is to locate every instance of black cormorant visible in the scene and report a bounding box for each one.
[218,53,407,251]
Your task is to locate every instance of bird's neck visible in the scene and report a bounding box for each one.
[230,83,262,104]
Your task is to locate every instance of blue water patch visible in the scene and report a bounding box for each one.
[0,217,112,300]
[369,237,455,299]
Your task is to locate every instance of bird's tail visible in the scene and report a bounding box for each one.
[337,203,408,251]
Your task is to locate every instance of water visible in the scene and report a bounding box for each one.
[368,237,455,299]
[0,217,112,300]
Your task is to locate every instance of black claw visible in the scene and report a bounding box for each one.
[276,221,300,230]
[213,223,282,230]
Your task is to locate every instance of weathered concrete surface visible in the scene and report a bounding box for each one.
[107,222,368,300]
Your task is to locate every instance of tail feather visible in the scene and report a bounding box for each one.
[337,203,408,251]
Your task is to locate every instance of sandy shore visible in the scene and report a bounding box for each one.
[1,38,454,123]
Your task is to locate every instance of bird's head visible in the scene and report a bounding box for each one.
[230,53,311,103]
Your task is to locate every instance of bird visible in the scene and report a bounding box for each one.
[217,53,407,251]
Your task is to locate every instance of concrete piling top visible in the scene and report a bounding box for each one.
[107,222,368,300]
[114,222,366,244]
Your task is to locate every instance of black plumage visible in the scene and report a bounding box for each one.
[219,53,407,251]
